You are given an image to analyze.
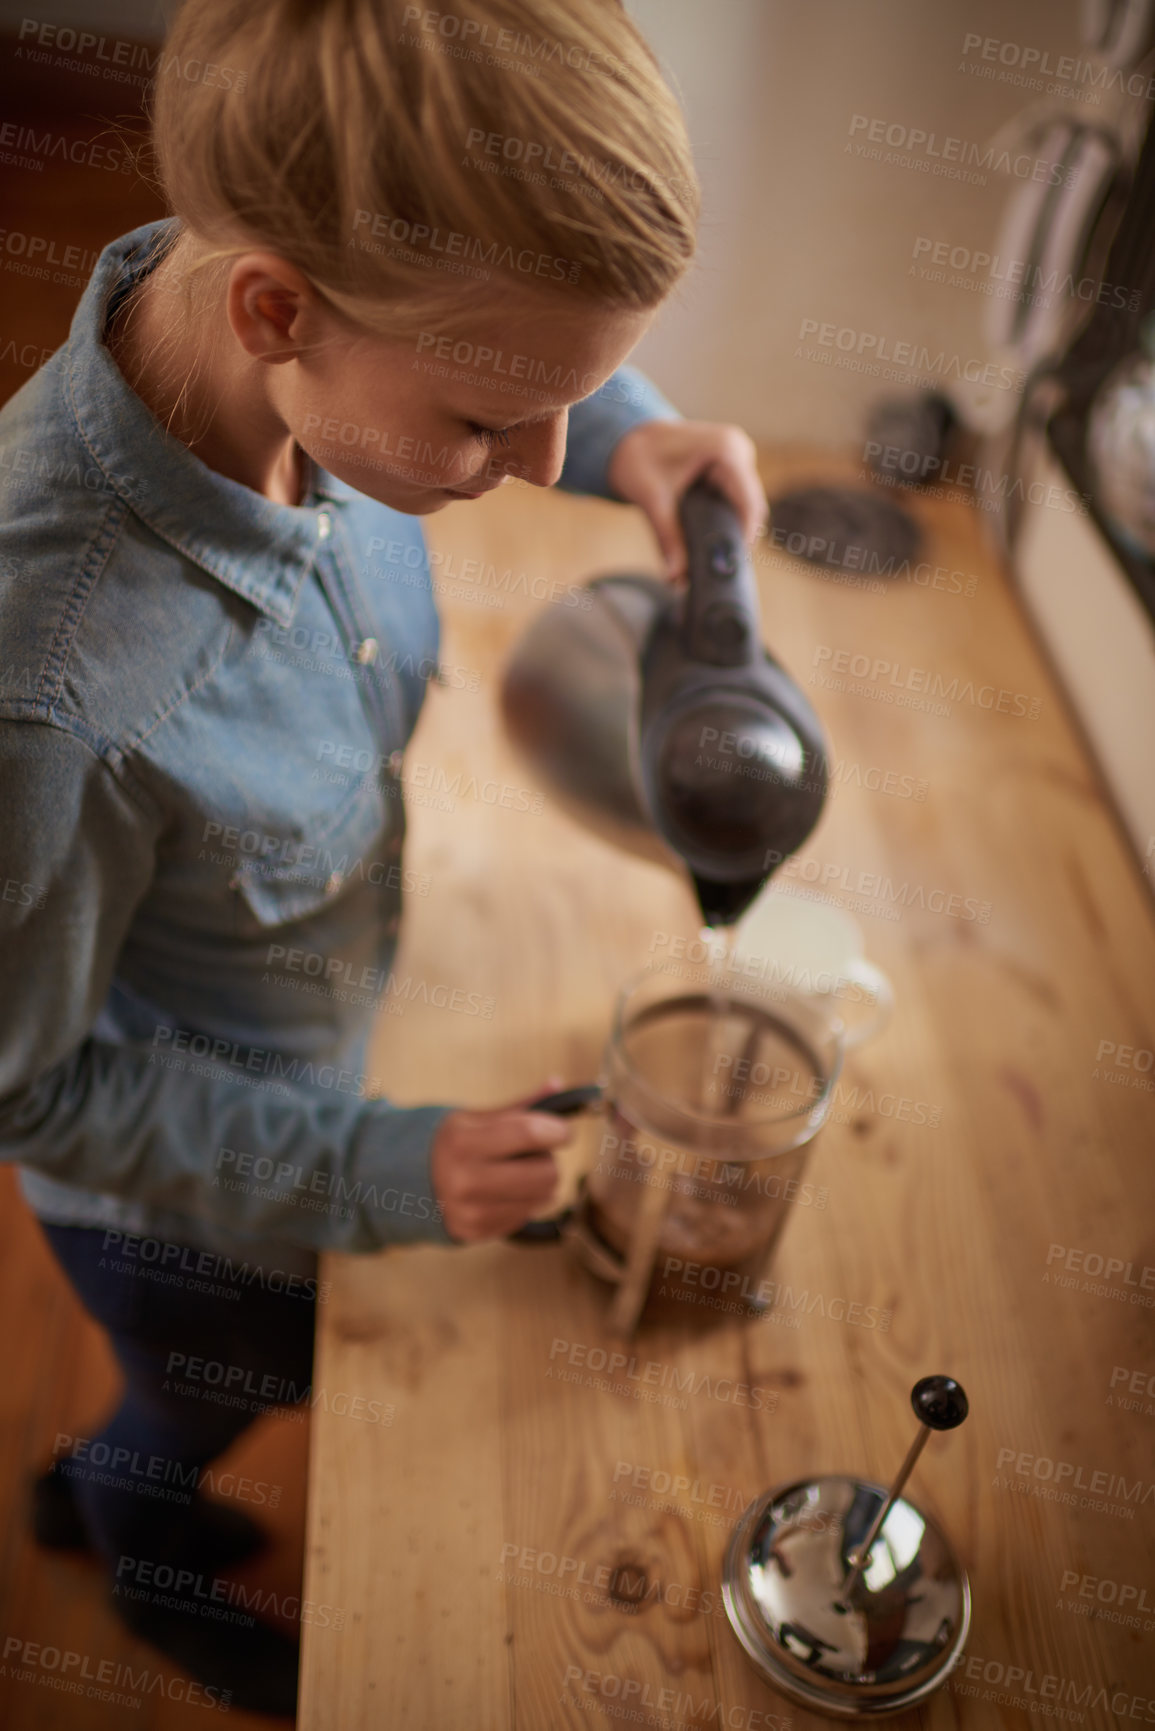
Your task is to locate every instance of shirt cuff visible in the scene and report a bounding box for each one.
[350,1100,457,1246]
[557,364,680,499]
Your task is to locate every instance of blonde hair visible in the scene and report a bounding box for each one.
[149,0,699,337]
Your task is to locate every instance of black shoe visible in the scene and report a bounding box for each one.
[32,1464,269,1570]
[114,1593,299,1718]
[31,1463,90,1549]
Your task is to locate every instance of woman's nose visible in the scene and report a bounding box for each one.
[489,412,569,489]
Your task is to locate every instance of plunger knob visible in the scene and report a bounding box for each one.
[911,1374,969,1431]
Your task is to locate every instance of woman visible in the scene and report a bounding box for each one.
[0,0,764,1713]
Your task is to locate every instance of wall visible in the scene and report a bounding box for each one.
[5,0,1126,449]
[626,0,1106,444]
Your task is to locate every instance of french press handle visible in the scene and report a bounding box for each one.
[507,1084,603,1244]
[678,479,764,671]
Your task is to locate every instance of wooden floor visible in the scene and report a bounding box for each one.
[0,33,312,1731]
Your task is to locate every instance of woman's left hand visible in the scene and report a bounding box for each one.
[606,417,768,581]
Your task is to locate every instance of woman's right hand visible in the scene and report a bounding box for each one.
[430,1080,574,1242]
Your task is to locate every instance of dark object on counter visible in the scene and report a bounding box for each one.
[766,484,922,577]
[863,391,957,487]
[1087,311,1155,558]
[723,1375,972,1717]
[501,480,829,930]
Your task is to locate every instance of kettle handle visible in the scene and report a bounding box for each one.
[507,1084,603,1244]
[678,479,764,669]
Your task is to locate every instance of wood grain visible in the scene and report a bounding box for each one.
[300,455,1155,1729]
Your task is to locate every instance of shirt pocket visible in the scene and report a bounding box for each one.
[230,769,393,930]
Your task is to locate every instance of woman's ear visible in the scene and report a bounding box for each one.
[254,288,297,338]
[226,254,316,363]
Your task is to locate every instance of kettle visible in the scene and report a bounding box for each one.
[500,480,829,927]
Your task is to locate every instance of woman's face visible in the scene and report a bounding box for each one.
[244,264,655,513]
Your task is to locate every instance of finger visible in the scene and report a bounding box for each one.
[628,474,688,581]
[703,451,768,545]
[460,1110,574,1162]
[471,1151,559,1205]
[452,1158,561,1240]
[482,1164,564,1233]
[457,1199,561,1243]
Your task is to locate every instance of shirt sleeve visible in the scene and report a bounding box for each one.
[0,720,455,1253]
[557,363,680,499]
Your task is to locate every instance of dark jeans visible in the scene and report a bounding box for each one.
[39,1222,317,1570]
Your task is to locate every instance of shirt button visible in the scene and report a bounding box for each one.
[354,637,379,666]
[228,872,240,891]
[325,870,344,896]
[388,750,404,778]
[317,510,332,539]
[387,836,402,858]
[385,914,401,938]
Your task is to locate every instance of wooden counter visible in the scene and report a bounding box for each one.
[298,451,1155,1729]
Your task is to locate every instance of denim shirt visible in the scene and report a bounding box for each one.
[0,217,677,1269]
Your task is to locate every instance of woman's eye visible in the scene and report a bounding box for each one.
[469,424,511,447]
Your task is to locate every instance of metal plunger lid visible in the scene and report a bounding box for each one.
[722,1377,971,1718]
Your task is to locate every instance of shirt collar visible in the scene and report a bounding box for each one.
[65,218,360,627]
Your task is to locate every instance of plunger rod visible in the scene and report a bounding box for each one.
[839,1425,930,1601]
[838,1375,970,1603]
